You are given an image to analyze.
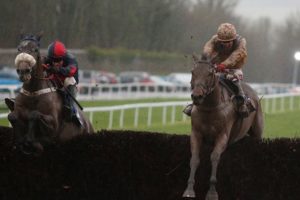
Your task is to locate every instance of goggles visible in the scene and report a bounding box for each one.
[52,57,63,63]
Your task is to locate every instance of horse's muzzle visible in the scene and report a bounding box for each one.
[191,94,204,105]
[17,69,32,82]
[18,141,44,156]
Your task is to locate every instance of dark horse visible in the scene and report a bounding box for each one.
[182,55,263,200]
[5,32,94,155]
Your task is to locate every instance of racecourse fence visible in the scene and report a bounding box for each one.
[0,84,300,130]
[77,82,191,100]
[82,92,300,130]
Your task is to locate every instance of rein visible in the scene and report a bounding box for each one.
[194,60,217,97]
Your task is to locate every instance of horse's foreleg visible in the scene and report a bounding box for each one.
[206,133,229,200]
[183,131,202,198]
[8,112,26,141]
[29,111,57,133]
[23,111,57,154]
[27,111,57,142]
[249,106,264,140]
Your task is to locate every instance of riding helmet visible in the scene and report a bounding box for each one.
[47,40,66,58]
[216,23,237,42]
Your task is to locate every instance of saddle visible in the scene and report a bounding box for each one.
[218,75,256,114]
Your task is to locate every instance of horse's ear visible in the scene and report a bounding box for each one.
[20,29,25,40]
[192,53,200,63]
[201,53,208,61]
[36,31,44,41]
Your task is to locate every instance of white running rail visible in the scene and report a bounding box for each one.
[2,93,300,129]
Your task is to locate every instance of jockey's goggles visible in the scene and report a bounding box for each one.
[52,57,63,63]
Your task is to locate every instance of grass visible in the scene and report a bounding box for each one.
[1,97,300,138]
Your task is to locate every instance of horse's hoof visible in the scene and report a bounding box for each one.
[182,189,196,198]
[205,191,218,200]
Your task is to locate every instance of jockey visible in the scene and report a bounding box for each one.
[183,23,249,117]
[44,40,82,126]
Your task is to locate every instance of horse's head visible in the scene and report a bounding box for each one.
[190,54,217,105]
[15,32,43,83]
[15,53,36,83]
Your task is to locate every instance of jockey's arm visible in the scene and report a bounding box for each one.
[221,38,247,69]
[58,53,78,77]
[58,64,77,77]
[202,35,217,61]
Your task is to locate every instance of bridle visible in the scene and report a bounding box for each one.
[191,60,217,98]
[17,35,55,94]
[17,37,51,80]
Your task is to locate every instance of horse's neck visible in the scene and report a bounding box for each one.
[203,81,223,107]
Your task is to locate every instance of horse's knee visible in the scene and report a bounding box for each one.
[190,154,200,166]
[5,98,15,111]
[210,151,221,163]
[8,112,17,124]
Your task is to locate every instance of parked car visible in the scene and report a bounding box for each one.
[0,67,20,85]
[96,71,118,84]
[165,73,191,86]
[78,70,117,84]
[119,71,152,84]
[78,69,98,84]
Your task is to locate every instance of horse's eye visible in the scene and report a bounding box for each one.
[25,69,31,73]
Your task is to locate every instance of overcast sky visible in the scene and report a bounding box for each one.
[235,0,300,24]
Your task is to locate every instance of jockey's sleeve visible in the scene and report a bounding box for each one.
[59,65,77,77]
[58,53,78,77]
[202,35,218,60]
[222,38,247,69]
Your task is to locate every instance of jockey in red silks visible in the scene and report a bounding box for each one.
[44,40,82,126]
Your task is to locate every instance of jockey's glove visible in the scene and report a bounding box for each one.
[47,65,60,73]
[216,63,226,72]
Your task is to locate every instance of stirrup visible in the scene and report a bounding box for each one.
[183,104,193,117]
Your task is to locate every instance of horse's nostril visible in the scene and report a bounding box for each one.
[20,142,34,155]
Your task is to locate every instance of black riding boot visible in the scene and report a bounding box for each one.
[66,85,83,127]
[183,104,193,117]
[233,80,249,118]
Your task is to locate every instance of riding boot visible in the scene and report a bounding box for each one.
[66,85,83,127]
[183,104,193,117]
[233,80,249,118]
[62,91,73,121]
[67,84,77,98]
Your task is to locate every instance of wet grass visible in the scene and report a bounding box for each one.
[1,98,300,138]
